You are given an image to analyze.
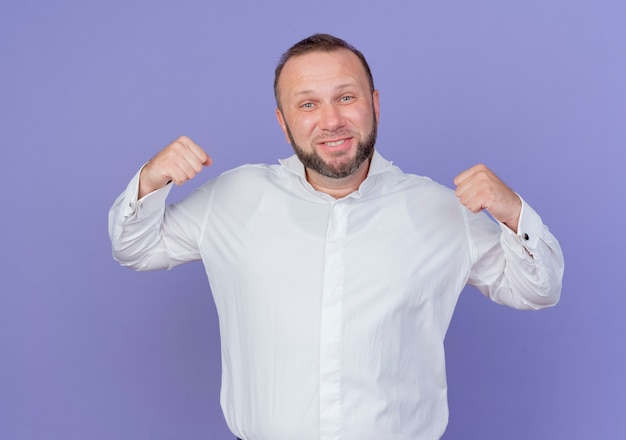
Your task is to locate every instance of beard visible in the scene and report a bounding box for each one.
[284,110,378,179]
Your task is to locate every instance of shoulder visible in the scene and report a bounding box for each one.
[370,152,456,200]
[194,162,289,210]
[199,162,284,191]
[219,162,282,181]
[384,165,457,201]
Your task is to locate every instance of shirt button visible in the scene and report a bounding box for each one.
[523,233,530,241]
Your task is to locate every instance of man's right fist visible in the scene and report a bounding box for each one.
[138,136,212,198]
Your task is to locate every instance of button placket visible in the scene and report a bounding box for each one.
[319,203,348,440]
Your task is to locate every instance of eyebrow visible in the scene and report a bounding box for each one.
[291,83,357,98]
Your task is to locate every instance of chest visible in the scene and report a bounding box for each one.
[201,191,470,292]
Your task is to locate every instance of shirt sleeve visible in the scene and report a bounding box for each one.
[108,167,209,271]
[466,196,564,310]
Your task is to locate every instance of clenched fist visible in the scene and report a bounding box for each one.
[454,164,522,232]
[139,136,212,198]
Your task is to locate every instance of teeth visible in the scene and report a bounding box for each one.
[325,139,345,147]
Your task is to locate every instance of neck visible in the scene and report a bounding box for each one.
[305,157,371,199]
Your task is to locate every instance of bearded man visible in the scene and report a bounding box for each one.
[109,33,563,440]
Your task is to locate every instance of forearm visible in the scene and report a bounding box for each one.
[108,169,177,271]
[496,224,563,310]
[470,199,564,310]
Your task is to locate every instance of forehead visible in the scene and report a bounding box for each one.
[277,49,369,97]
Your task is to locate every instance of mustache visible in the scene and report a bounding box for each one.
[313,129,355,143]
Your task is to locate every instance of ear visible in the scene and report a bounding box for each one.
[372,90,380,124]
[275,108,291,145]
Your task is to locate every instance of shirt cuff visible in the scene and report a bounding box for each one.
[499,195,543,251]
[121,165,173,218]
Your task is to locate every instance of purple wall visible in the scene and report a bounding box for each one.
[1,1,624,438]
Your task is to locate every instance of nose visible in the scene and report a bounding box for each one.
[319,103,345,131]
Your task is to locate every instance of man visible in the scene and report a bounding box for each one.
[109,34,563,440]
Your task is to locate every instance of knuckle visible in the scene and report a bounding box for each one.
[475,163,488,172]
[170,141,185,152]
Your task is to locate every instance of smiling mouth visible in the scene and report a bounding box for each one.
[324,139,346,147]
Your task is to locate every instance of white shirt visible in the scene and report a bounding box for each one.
[109,151,563,440]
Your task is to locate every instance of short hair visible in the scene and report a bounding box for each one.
[273,33,375,108]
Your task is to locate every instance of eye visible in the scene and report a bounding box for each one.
[340,95,354,103]
[300,102,315,109]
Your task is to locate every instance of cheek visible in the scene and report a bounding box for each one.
[353,105,376,128]
[289,115,317,140]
